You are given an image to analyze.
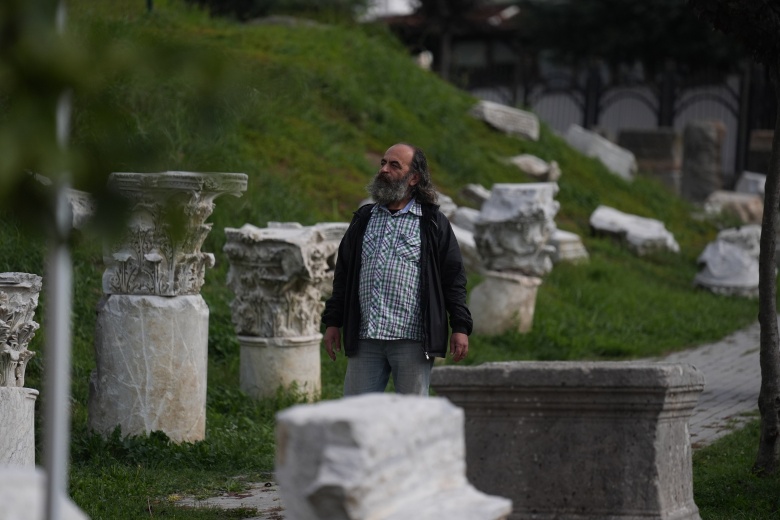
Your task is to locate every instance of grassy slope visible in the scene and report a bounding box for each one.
[0,0,764,517]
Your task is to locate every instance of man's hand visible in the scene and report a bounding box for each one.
[450,332,468,362]
[324,326,341,361]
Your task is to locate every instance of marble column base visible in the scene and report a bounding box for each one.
[469,270,542,334]
[0,387,38,466]
[239,334,321,401]
[88,294,208,443]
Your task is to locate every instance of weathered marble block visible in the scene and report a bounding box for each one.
[474,183,560,277]
[681,120,725,203]
[507,154,561,182]
[590,205,680,255]
[694,225,761,298]
[470,100,540,141]
[703,190,763,225]
[224,222,346,400]
[0,387,38,466]
[566,124,637,181]
[276,394,513,520]
[469,271,542,334]
[550,229,589,263]
[89,295,209,442]
[0,467,88,519]
[431,361,705,520]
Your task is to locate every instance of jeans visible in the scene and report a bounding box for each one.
[343,338,434,396]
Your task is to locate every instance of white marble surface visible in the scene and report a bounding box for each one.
[275,394,512,520]
[565,124,637,180]
[0,387,38,467]
[239,335,321,401]
[590,205,680,255]
[88,294,208,442]
[469,270,543,335]
[0,467,87,520]
[470,99,540,141]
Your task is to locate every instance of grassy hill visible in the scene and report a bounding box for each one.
[0,0,763,517]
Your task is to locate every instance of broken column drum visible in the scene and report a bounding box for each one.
[431,361,705,520]
[0,272,42,467]
[88,171,247,443]
[224,222,346,401]
[471,183,559,334]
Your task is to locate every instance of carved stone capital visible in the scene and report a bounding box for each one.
[474,183,560,277]
[0,273,42,388]
[224,222,347,338]
[103,172,247,296]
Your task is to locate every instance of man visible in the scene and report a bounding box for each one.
[321,142,472,396]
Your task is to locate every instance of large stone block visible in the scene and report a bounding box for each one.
[88,294,208,442]
[470,100,540,141]
[618,128,681,194]
[681,121,725,203]
[275,394,512,520]
[565,124,637,181]
[431,361,704,520]
[0,467,87,520]
[0,387,38,467]
[590,205,679,255]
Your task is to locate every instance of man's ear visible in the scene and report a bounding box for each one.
[408,172,420,187]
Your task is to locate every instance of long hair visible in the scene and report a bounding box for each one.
[404,143,438,205]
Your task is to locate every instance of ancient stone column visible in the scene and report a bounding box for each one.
[88,171,247,443]
[0,272,42,467]
[431,361,705,520]
[681,120,725,203]
[471,183,560,334]
[276,393,513,520]
[224,222,346,401]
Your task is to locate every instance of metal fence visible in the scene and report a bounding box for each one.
[463,60,775,185]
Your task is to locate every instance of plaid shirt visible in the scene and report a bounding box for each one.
[358,199,423,341]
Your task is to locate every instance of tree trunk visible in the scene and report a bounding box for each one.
[754,62,780,475]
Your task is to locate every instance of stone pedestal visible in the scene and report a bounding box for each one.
[469,271,542,334]
[224,222,346,400]
[89,171,247,442]
[88,294,208,442]
[431,361,704,520]
[239,334,322,400]
[276,394,513,520]
[0,387,38,466]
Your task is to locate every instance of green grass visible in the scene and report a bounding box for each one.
[0,0,771,518]
[694,417,780,519]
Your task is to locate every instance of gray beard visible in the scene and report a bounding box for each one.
[367,170,414,206]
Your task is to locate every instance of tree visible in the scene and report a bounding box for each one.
[687,0,780,475]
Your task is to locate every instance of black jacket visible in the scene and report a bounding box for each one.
[322,202,472,358]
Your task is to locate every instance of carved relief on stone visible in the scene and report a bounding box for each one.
[224,223,346,338]
[103,172,247,296]
[474,183,560,277]
[0,273,42,388]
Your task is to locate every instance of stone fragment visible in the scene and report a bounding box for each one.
[88,295,209,442]
[470,100,540,141]
[451,224,482,274]
[589,205,680,255]
[694,225,761,298]
[0,467,87,519]
[0,387,38,467]
[618,127,681,193]
[550,228,589,263]
[431,361,705,520]
[474,183,559,277]
[275,394,512,520]
[681,120,725,202]
[704,190,763,225]
[507,154,561,182]
[734,171,766,196]
[469,271,542,334]
[565,124,637,180]
[450,207,481,233]
[459,183,491,208]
